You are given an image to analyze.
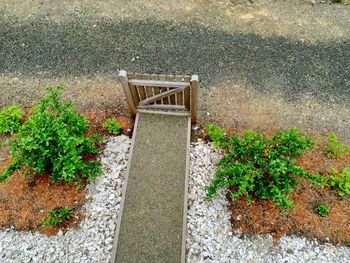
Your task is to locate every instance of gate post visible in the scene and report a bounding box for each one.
[118,70,137,117]
[190,75,198,123]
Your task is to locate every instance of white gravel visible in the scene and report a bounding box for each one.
[1,136,350,262]
[0,135,131,263]
[186,139,350,263]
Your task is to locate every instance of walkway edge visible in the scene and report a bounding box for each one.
[181,117,191,262]
[110,113,140,263]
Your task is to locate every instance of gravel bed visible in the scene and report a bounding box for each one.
[186,139,350,263]
[1,136,350,262]
[0,135,131,263]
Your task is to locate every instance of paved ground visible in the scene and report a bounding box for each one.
[114,112,188,263]
[0,0,349,141]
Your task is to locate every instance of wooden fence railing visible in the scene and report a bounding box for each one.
[119,70,198,123]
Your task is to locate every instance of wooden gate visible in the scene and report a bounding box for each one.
[119,70,198,123]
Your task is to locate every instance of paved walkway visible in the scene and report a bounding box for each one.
[112,112,190,263]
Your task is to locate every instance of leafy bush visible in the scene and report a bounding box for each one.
[0,85,101,185]
[0,103,23,134]
[206,126,321,210]
[324,133,350,158]
[102,118,122,135]
[326,167,350,197]
[42,207,72,226]
[315,204,329,217]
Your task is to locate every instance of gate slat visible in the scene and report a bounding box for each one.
[176,75,183,105]
[143,74,154,102]
[135,73,146,101]
[151,74,162,104]
[159,74,169,105]
[167,75,176,105]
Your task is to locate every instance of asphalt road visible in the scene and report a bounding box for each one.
[0,1,349,141]
[1,17,349,104]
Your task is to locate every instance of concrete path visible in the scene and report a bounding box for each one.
[112,112,190,263]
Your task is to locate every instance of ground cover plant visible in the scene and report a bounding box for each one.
[103,118,122,135]
[0,103,23,134]
[0,85,102,186]
[315,204,329,217]
[207,125,350,245]
[324,133,350,158]
[326,167,350,197]
[42,207,72,226]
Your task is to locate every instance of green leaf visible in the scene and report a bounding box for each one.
[207,124,225,148]
[0,103,23,134]
[102,118,122,135]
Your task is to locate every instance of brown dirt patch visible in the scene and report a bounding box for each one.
[0,150,86,235]
[84,107,133,137]
[0,109,133,235]
[228,140,350,245]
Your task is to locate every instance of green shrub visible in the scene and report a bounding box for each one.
[0,103,23,134]
[206,126,321,211]
[42,207,72,226]
[324,133,350,158]
[315,204,329,217]
[102,118,122,135]
[327,167,350,197]
[0,85,101,185]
